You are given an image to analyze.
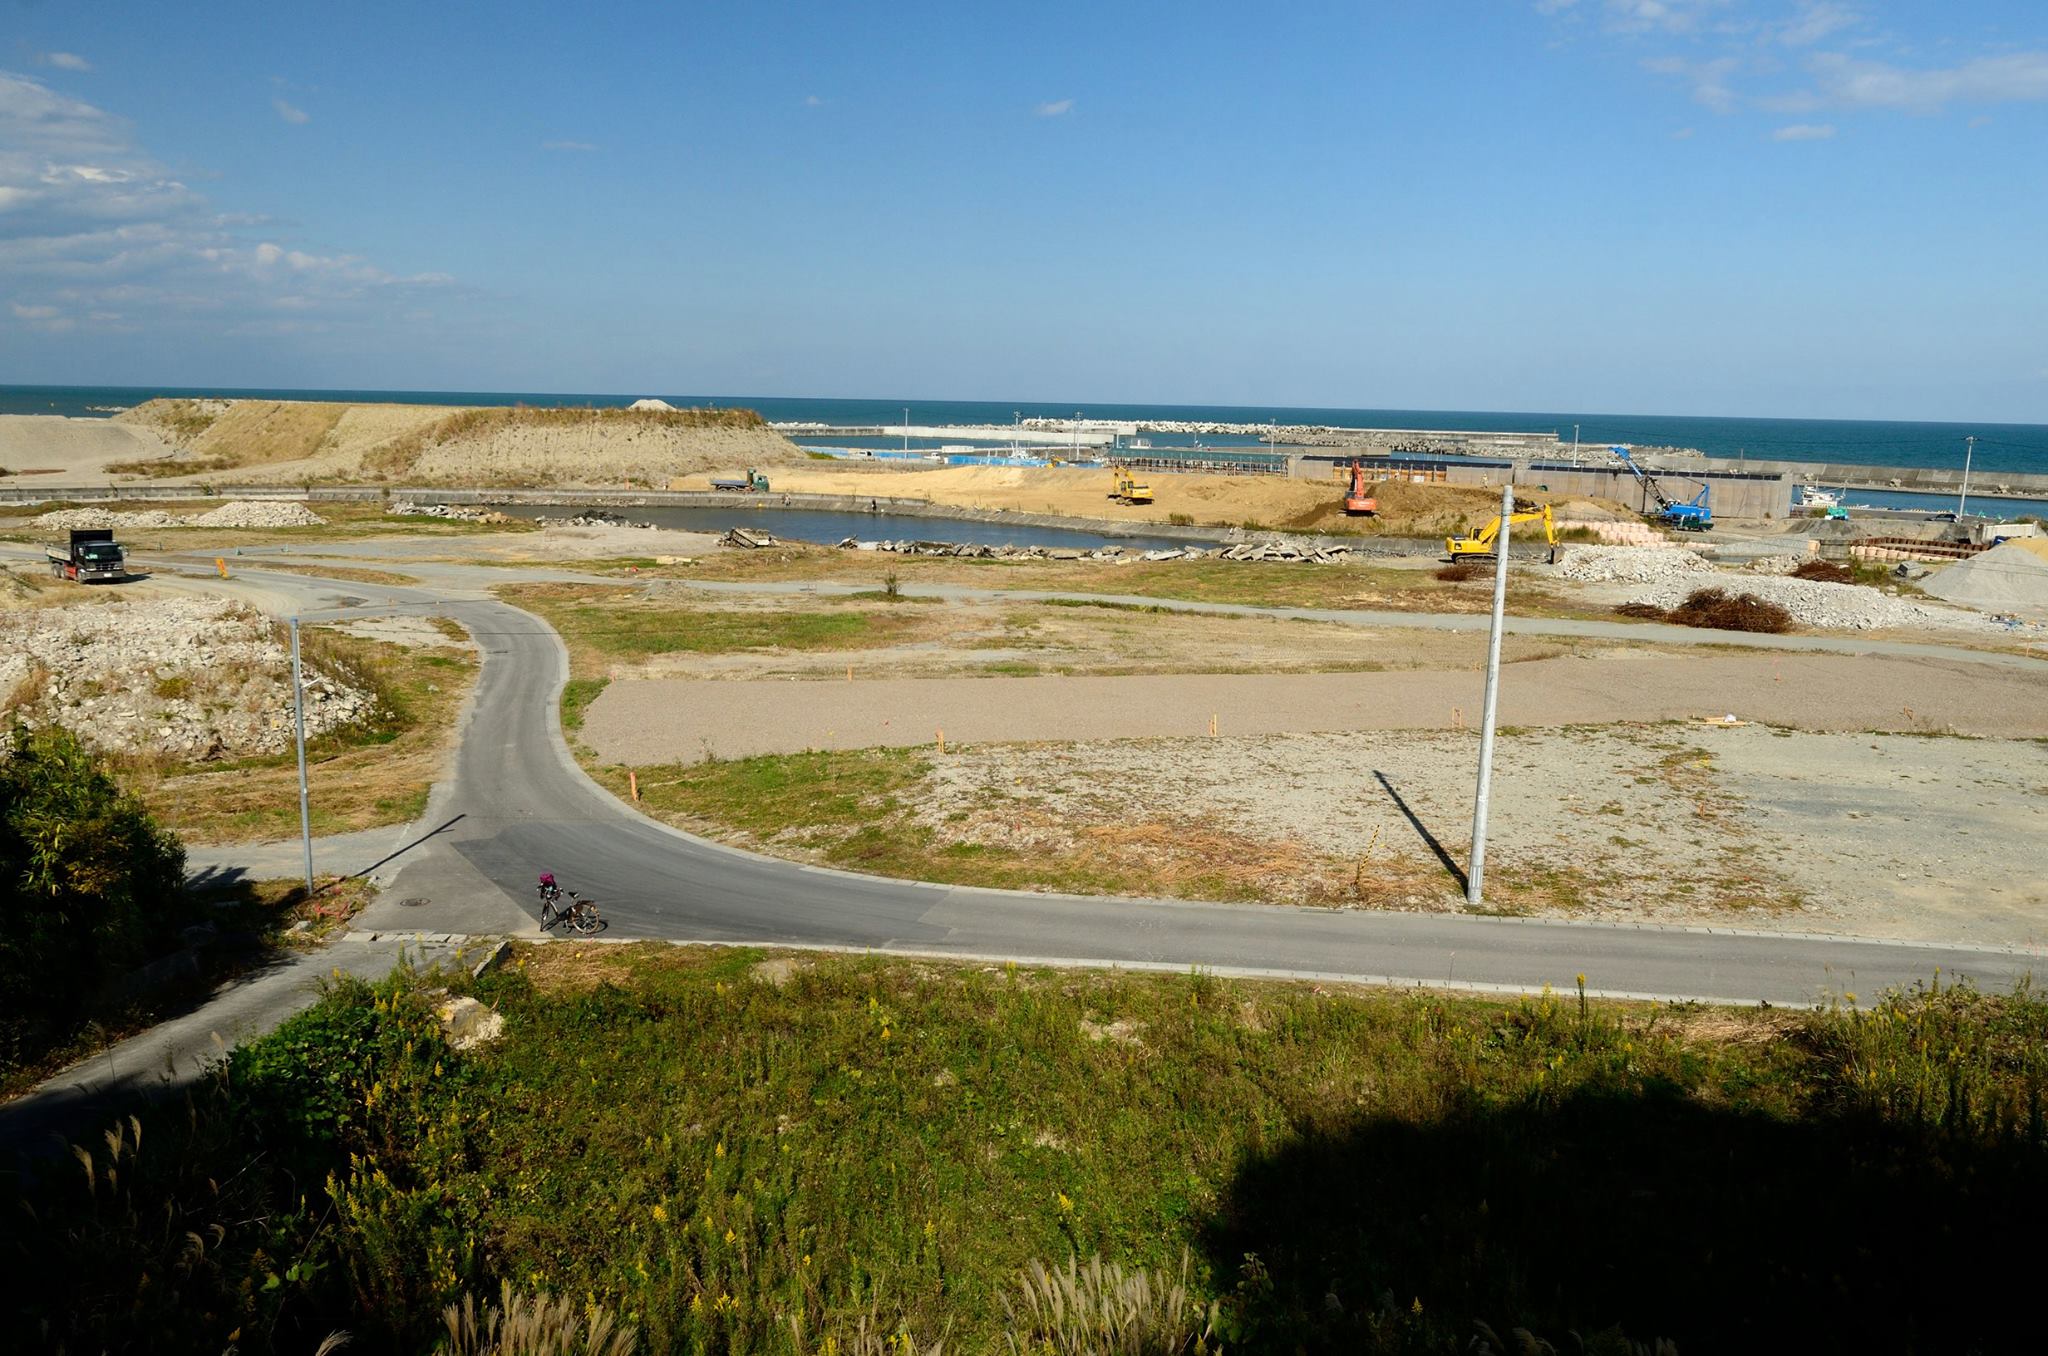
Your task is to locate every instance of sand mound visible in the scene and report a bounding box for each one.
[1922,541,2048,613]
[111,398,805,488]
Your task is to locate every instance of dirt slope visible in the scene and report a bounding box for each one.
[113,399,807,486]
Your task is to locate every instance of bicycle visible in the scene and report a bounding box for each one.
[536,879,604,934]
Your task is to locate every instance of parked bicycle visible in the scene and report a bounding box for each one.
[536,872,604,934]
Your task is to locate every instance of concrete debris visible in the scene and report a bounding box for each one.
[0,595,381,760]
[31,501,326,530]
[1555,546,1713,583]
[543,509,656,530]
[723,527,779,548]
[1745,554,1806,575]
[1623,573,2020,633]
[831,537,1355,564]
[390,501,514,524]
[433,995,505,1051]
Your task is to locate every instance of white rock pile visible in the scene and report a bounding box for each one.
[390,501,515,524]
[1555,546,1712,583]
[1624,574,1996,632]
[0,596,379,760]
[31,501,326,530]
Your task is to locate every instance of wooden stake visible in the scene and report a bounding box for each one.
[936,729,945,754]
[1209,712,1218,736]
[628,770,640,801]
[847,663,853,681]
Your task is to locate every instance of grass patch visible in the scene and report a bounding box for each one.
[561,675,610,731]
[14,957,2047,1353]
[500,584,933,672]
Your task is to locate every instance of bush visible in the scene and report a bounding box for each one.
[1434,562,1485,582]
[1665,587,1795,633]
[0,723,188,1075]
[1612,601,1670,621]
[1791,559,1855,583]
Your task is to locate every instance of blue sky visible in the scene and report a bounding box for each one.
[2,0,2044,420]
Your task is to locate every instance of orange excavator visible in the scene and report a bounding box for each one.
[1343,458,1378,516]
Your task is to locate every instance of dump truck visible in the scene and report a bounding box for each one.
[46,528,128,583]
[1109,467,1153,504]
[1342,458,1378,516]
[1445,501,1558,562]
[712,468,771,492]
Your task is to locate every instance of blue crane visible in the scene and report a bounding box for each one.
[1608,445,1712,531]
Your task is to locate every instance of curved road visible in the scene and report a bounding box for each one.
[32,547,2047,1007]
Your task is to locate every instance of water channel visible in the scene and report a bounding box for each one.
[484,502,1198,553]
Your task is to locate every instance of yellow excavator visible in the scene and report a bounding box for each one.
[1445,500,1559,562]
[1109,466,1154,504]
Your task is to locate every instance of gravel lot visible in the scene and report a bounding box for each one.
[582,651,2048,763]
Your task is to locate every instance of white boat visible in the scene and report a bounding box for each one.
[1796,485,1841,509]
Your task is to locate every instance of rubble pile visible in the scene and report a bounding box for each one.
[1555,546,1713,583]
[836,537,1355,564]
[30,501,326,530]
[390,501,513,523]
[0,596,381,761]
[1624,574,2007,632]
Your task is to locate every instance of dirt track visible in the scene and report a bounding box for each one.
[582,650,2048,763]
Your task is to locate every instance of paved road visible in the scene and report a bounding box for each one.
[11,546,2044,1006]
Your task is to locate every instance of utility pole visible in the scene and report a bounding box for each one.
[1466,479,1513,906]
[902,407,909,455]
[1571,424,1580,463]
[289,617,314,898]
[1959,435,1976,518]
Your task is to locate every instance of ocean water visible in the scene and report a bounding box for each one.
[4,384,2044,478]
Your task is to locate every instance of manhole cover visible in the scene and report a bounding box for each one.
[397,896,430,908]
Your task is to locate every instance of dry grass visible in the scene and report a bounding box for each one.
[1613,588,1797,633]
[366,404,766,478]
[120,399,349,468]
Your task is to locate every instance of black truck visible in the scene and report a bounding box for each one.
[46,528,128,583]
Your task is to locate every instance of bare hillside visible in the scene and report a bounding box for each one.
[112,398,805,486]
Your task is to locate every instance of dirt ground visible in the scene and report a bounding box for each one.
[897,726,2048,945]
[696,462,1584,538]
[580,651,2048,762]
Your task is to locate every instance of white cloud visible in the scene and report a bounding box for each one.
[1670,125,1696,138]
[1771,121,1836,140]
[1601,0,1728,36]
[40,52,94,73]
[540,138,597,152]
[1643,55,1741,112]
[1034,99,1074,117]
[0,70,451,344]
[1804,51,2048,113]
[1771,2,1858,47]
[804,95,824,107]
[272,97,310,125]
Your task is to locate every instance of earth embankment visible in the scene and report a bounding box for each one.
[107,398,809,486]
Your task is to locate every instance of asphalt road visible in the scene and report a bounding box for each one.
[12,546,2044,1007]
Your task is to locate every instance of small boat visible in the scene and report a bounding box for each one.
[1796,485,1841,509]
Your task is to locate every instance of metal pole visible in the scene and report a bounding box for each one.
[290,616,313,897]
[1466,479,1513,906]
[1959,435,1975,518]
[1571,424,1579,463]
[902,407,909,454]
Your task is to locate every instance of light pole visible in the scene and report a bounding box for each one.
[1571,424,1580,463]
[902,407,909,455]
[1959,435,1976,518]
[289,616,313,898]
[1466,479,1513,906]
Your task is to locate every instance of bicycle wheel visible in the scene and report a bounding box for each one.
[571,903,602,935]
[539,898,559,929]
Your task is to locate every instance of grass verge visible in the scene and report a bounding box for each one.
[11,953,2046,1353]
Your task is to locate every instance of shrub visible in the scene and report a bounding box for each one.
[1167,513,1195,526]
[0,723,188,1075]
[1435,562,1483,582]
[1791,559,1855,583]
[1665,587,1795,633]
[1612,601,1670,621]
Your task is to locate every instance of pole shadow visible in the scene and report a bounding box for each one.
[1373,770,1466,893]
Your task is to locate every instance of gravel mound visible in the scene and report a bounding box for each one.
[185,500,326,527]
[1921,541,2048,613]
[31,500,326,530]
[1555,546,1712,583]
[0,596,379,760]
[1625,574,1991,632]
[34,508,183,529]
